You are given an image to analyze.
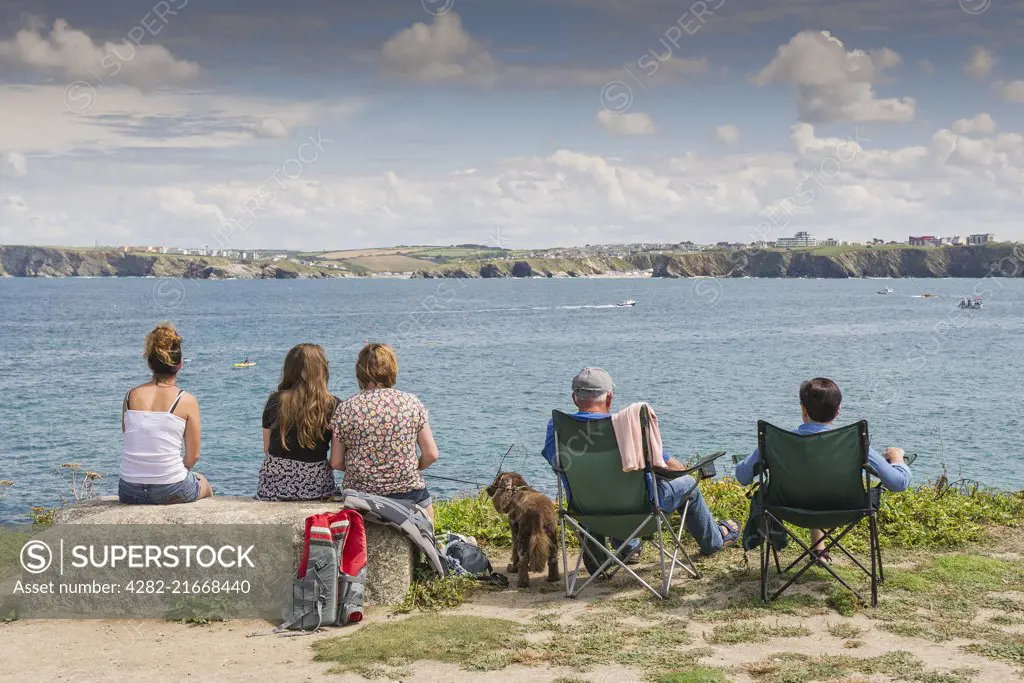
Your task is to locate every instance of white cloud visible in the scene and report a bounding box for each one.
[596,110,655,136]
[380,12,498,85]
[256,118,290,139]
[951,114,996,136]
[753,30,915,123]
[0,19,200,90]
[713,124,741,145]
[0,85,363,154]
[381,13,704,87]
[6,115,1024,249]
[994,80,1024,103]
[2,151,27,177]
[919,59,934,75]
[964,47,997,81]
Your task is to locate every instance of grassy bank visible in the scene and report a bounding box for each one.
[311,478,1024,681]
[434,478,1024,551]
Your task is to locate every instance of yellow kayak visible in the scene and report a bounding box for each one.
[233,362,256,368]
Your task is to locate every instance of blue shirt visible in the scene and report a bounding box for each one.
[734,422,911,492]
[542,411,669,499]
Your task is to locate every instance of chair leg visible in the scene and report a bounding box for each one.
[869,513,879,608]
[875,519,885,584]
[656,510,669,598]
[760,519,770,603]
[772,545,781,574]
[559,515,572,597]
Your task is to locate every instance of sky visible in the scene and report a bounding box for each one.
[0,0,1023,250]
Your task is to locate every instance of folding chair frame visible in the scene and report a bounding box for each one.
[557,477,699,600]
[553,411,702,600]
[756,421,884,607]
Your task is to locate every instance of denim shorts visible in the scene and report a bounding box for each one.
[386,488,432,508]
[119,471,201,505]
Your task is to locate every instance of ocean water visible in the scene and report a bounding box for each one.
[1,276,1022,522]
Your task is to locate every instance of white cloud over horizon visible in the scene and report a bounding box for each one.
[753,30,916,123]
[714,124,741,145]
[0,18,200,90]
[596,110,656,135]
[4,118,1022,249]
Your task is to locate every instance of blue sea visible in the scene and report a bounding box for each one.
[1,276,1022,522]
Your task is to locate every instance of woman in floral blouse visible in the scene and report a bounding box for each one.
[330,343,440,520]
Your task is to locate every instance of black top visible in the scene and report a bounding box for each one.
[262,393,340,463]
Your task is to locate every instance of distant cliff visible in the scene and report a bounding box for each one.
[412,245,1024,279]
[414,255,655,279]
[0,246,346,279]
[651,244,1024,279]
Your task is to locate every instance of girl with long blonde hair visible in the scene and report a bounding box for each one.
[120,322,213,505]
[257,344,341,500]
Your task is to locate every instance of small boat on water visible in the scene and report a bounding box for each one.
[616,299,637,307]
[878,287,894,295]
[958,296,983,310]
[234,360,256,368]
[920,293,939,299]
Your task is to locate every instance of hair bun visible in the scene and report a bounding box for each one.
[145,322,182,373]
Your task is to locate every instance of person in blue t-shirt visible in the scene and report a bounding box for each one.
[735,377,911,561]
[542,367,739,572]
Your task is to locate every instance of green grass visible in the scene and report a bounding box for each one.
[0,527,31,577]
[434,492,512,547]
[827,622,863,639]
[745,651,976,683]
[312,614,528,675]
[657,668,732,683]
[436,479,1024,553]
[700,478,1024,551]
[345,254,436,272]
[704,622,810,644]
[393,573,477,614]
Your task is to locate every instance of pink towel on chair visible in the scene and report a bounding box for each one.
[611,402,664,472]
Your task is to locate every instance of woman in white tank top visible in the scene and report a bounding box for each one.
[119,323,213,505]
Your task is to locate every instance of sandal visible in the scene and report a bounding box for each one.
[703,519,739,556]
[813,549,832,567]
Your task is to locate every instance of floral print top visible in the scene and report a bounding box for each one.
[330,388,429,495]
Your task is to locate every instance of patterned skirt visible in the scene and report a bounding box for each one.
[256,453,340,501]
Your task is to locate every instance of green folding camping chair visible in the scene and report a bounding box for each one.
[754,420,884,607]
[552,408,713,600]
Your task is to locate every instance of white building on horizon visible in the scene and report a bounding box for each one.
[775,231,817,249]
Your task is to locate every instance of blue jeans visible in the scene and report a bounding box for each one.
[656,475,724,555]
[119,472,201,505]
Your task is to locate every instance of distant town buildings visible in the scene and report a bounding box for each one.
[776,231,817,248]
[910,234,994,247]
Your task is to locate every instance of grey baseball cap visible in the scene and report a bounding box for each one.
[572,367,614,399]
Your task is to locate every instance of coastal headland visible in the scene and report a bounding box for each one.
[1,242,1023,279]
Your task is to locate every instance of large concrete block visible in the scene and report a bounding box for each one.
[55,496,414,606]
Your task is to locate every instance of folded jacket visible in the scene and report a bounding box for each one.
[611,402,664,472]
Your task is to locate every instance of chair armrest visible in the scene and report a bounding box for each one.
[655,451,728,481]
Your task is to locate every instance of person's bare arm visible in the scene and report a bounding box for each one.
[262,428,271,455]
[180,394,201,469]
[329,432,346,471]
[417,423,439,470]
[662,457,686,471]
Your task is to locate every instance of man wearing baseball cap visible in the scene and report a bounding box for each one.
[542,367,739,569]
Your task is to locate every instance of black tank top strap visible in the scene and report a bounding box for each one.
[168,389,186,414]
[124,389,133,411]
